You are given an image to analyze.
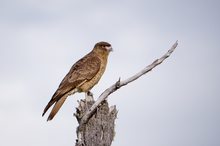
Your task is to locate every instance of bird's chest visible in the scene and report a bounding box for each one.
[80,58,107,92]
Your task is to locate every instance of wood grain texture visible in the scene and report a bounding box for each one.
[75,94,117,146]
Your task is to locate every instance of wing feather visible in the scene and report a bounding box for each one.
[57,53,101,94]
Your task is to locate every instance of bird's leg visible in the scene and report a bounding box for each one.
[85,91,94,102]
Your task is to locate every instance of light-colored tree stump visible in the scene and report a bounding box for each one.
[75,94,117,146]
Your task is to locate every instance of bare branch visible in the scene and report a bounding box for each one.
[79,41,178,125]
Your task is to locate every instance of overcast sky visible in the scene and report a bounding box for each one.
[0,0,220,146]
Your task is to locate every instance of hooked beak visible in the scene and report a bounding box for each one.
[106,46,113,52]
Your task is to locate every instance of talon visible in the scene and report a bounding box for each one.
[85,91,94,102]
[87,91,93,96]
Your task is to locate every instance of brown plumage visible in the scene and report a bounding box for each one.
[42,41,113,121]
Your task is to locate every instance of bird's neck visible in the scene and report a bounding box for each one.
[93,49,109,59]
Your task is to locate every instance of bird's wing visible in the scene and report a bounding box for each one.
[58,54,101,95]
[42,53,101,117]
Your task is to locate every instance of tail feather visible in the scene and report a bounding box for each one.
[42,99,56,117]
[47,95,68,121]
[42,91,61,117]
[42,88,78,121]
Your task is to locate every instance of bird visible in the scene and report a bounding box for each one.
[42,41,113,121]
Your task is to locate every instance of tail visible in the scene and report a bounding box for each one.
[42,94,68,121]
[42,91,61,117]
[46,95,68,121]
[42,88,78,121]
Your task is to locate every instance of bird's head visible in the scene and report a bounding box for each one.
[93,41,113,54]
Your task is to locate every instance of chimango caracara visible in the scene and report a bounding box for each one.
[42,42,113,121]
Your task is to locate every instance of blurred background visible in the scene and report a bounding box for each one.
[0,0,219,146]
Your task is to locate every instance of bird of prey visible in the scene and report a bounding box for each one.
[42,41,113,121]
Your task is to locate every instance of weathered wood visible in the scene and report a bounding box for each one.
[75,94,117,146]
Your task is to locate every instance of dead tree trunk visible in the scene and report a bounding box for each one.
[75,94,117,146]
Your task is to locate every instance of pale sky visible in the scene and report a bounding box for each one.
[0,0,220,146]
